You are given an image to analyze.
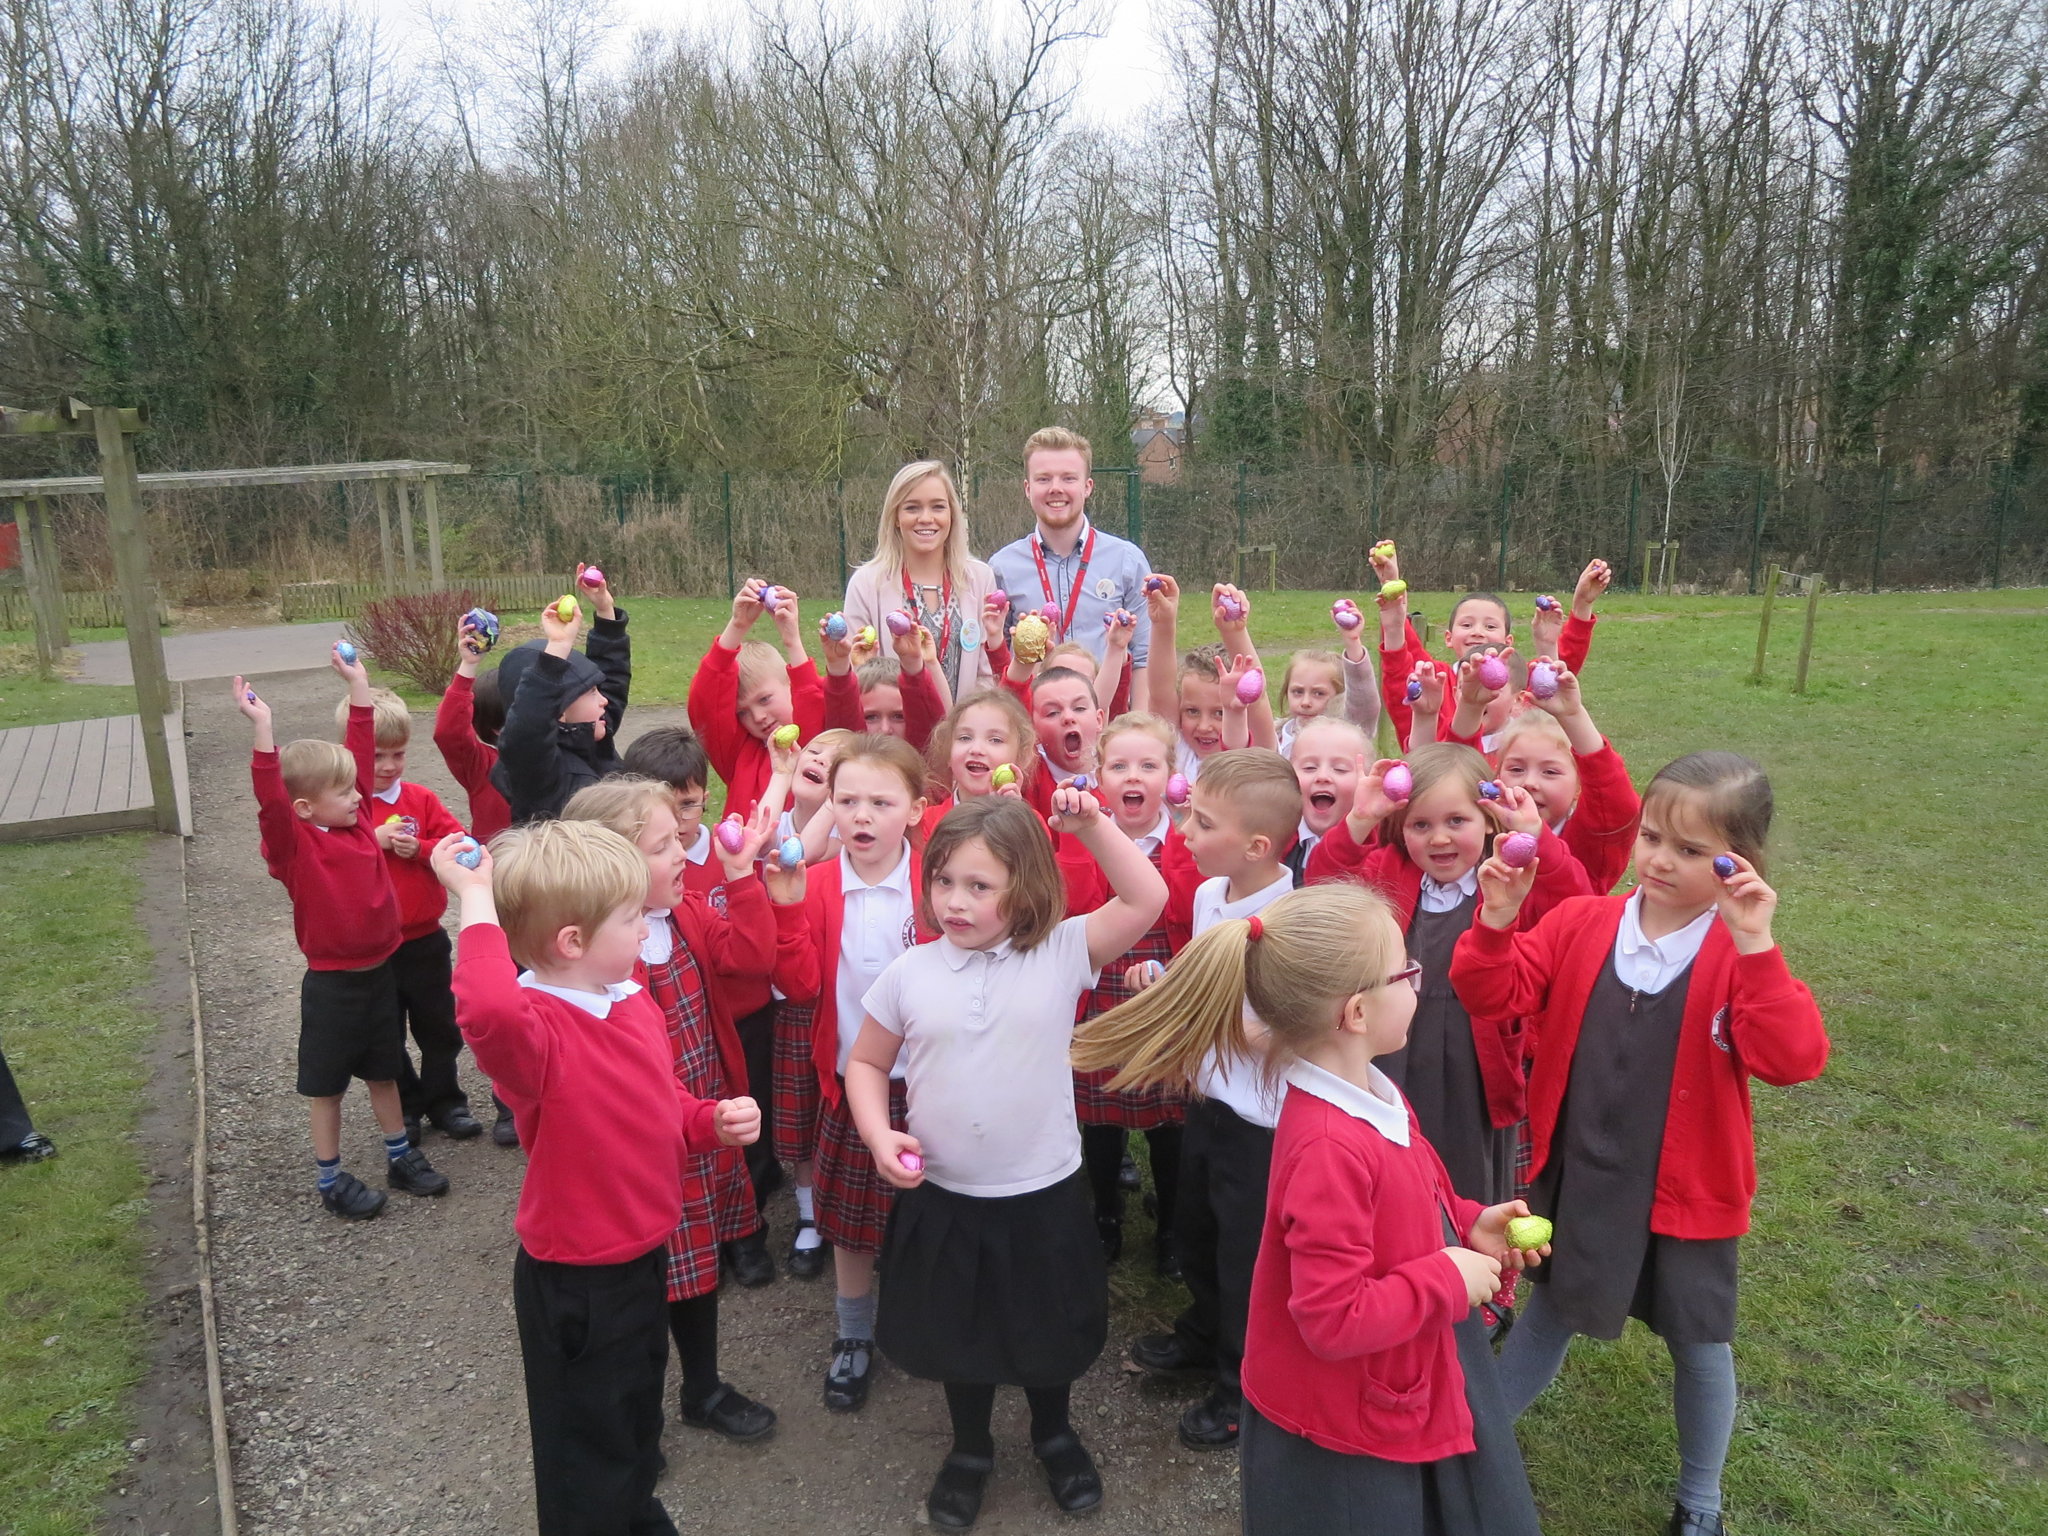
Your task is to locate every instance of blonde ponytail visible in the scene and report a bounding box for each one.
[1074,884,1407,1090]
[1072,919,1256,1093]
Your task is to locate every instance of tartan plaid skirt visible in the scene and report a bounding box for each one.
[1074,922,1184,1130]
[772,1001,821,1165]
[813,1077,908,1258]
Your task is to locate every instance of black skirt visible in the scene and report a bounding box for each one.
[876,1168,1108,1388]
[1239,1309,1542,1536]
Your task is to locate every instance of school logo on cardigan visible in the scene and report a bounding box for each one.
[1710,1005,1731,1052]
[707,886,729,916]
[901,915,921,949]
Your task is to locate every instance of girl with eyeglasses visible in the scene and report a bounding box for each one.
[1075,882,1548,1536]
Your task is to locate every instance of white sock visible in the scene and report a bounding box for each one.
[793,1184,822,1248]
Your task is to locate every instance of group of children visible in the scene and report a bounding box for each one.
[237,544,1826,1536]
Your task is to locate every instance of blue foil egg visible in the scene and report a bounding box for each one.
[777,835,805,868]
[454,841,483,869]
[336,641,357,665]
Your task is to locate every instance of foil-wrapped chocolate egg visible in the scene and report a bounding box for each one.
[772,723,800,749]
[1165,773,1191,806]
[714,815,747,854]
[1405,679,1423,703]
[1479,780,1502,800]
[1144,575,1166,593]
[1380,579,1407,600]
[856,625,878,647]
[885,609,915,637]
[454,840,483,869]
[990,764,1018,789]
[1534,594,1559,612]
[823,612,849,640]
[1477,655,1510,690]
[1528,663,1559,699]
[553,595,580,624]
[580,567,606,589]
[1333,601,1363,631]
[1382,763,1413,802]
[336,641,357,665]
[1067,774,1094,793]
[1499,831,1538,868]
[1235,668,1266,705]
[776,835,805,868]
[899,1150,924,1173]
[1713,854,1738,879]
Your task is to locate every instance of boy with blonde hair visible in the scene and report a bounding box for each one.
[336,688,477,1142]
[687,576,826,819]
[236,648,449,1220]
[436,819,761,1536]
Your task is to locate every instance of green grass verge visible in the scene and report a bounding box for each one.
[0,835,156,1536]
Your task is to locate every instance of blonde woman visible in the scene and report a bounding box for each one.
[843,461,1001,706]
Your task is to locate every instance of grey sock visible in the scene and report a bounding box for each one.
[1495,1286,1576,1418]
[834,1289,876,1343]
[1669,1339,1736,1516]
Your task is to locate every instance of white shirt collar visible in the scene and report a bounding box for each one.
[640,909,674,965]
[1617,888,1715,967]
[938,934,1016,971]
[516,972,643,1019]
[372,781,402,804]
[1214,867,1294,917]
[1132,808,1172,852]
[682,823,711,866]
[1284,1059,1411,1146]
[1036,515,1093,559]
[1418,868,1479,911]
[840,842,913,896]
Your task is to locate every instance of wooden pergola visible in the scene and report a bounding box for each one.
[1,456,469,674]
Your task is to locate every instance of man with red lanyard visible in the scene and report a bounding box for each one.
[987,427,1156,711]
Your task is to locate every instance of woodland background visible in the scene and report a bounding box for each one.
[4,0,2047,594]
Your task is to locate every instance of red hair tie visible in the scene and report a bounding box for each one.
[1246,915,1264,942]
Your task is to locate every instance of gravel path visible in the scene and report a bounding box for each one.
[181,667,1241,1536]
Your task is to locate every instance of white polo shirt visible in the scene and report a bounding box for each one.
[836,845,916,1077]
[1612,888,1714,994]
[1191,869,1297,1128]
[861,914,1100,1197]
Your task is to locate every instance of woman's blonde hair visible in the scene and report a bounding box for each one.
[871,461,972,592]
[1073,884,1406,1091]
[920,796,1065,950]
[488,819,649,970]
[562,776,676,846]
[1383,741,1492,858]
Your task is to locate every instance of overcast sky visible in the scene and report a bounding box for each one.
[351,0,1173,131]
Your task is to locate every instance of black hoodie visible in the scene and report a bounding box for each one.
[490,608,633,822]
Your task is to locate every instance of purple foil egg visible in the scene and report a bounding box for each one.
[1477,655,1510,690]
[1479,780,1502,801]
[758,584,780,612]
[1405,679,1423,703]
[823,611,848,640]
[1235,668,1266,705]
[1068,774,1095,792]
[1219,596,1246,621]
[1713,854,1738,879]
[1499,832,1539,868]
[1144,575,1166,593]
[899,1151,924,1173]
[1528,662,1559,699]
[1333,602,1363,631]
[715,816,747,854]
[1535,594,1559,612]
[1383,763,1413,802]
[886,610,916,636]
[244,689,258,704]
[1166,773,1191,806]
[1038,603,1061,625]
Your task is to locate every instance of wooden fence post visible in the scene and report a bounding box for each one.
[90,404,180,834]
[1793,576,1824,695]
[375,480,398,594]
[420,477,445,590]
[395,479,417,583]
[1750,562,1780,682]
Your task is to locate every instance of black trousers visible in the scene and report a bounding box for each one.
[0,1038,34,1148]
[734,1002,777,1209]
[513,1245,678,1536]
[388,930,469,1119]
[1171,1099,1274,1398]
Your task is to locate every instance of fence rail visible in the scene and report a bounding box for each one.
[0,585,166,629]
[279,573,571,622]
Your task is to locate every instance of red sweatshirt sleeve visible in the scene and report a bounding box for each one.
[433,674,499,796]
[674,1088,721,1155]
[1000,665,1032,713]
[251,750,299,882]
[1519,826,1595,923]
[679,874,776,982]
[1306,817,1372,884]
[1563,738,1639,894]
[1560,613,1594,674]
[900,663,945,752]
[686,638,749,783]
[1277,1140,1469,1359]
[1379,620,1434,751]
[1108,655,1133,718]
[451,923,559,1103]
[770,892,823,1002]
[1161,825,1201,951]
[344,704,377,799]
[823,669,863,733]
[1725,948,1830,1086]
[1448,914,1560,1028]
[789,658,826,738]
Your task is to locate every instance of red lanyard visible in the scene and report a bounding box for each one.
[902,568,954,658]
[1030,526,1096,641]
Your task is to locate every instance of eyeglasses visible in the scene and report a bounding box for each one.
[1360,962,1423,998]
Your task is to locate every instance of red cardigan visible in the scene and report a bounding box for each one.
[686,638,827,820]
[1550,739,1640,895]
[452,924,722,1264]
[1450,897,1828,1239]
[769,851,933,1106]
[372,781,467,941]
[432,673,511,842]
[1242,1084,1486,1462]
[823,663,945,751]
[1304,821,1591,1126]
[633,874,779,1102]
[1380,615,1594,752]
[252,705,401,971]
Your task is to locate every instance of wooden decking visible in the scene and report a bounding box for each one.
[0,711,191,843]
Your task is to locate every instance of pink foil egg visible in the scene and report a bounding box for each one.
[1499,831,1539,868]
[1165,773,1191,806]
[1477,655,1511,690]
[1382,763,1413,802]
[885,610,916,637]
[1235,668,1265,705]
[899,1151,924,1173]
[714,815,747,854]
[580,567,606,588]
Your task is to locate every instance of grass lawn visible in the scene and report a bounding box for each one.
[0,626,138,729]
[0,835,157,1536]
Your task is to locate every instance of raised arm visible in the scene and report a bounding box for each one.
[1054,787,1168,970]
